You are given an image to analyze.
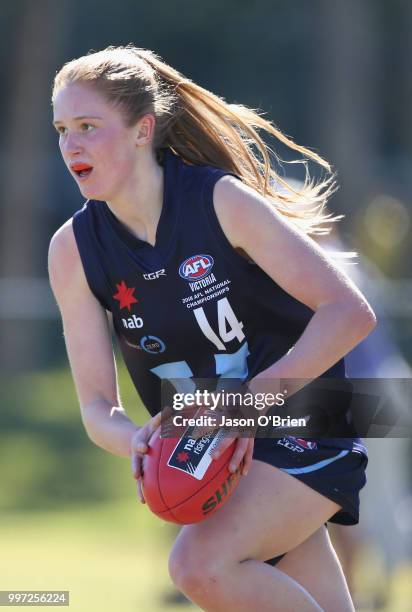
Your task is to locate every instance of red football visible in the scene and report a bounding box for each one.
[142,427,242,524]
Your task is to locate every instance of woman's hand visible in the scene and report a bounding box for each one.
[130,411,162,503]
[191,406,255,477]
[213,435,254,477]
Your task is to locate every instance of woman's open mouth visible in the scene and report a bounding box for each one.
[70,162,94,180]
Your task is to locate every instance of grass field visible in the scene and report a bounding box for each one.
[2,499,412,611]
[1,366,411,611]
[0,365,197,611]
[1,499,195,612]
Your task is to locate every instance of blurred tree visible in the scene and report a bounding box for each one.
[0,0,410,372]
[0,0,71,371]
[312,0,380,220]
[400,2,412,158]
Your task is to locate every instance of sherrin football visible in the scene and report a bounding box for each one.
[142,427,242,524]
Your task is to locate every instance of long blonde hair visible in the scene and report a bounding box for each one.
[53,45,341,235]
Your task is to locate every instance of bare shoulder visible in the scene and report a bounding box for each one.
[48,218,88,298]
[214,173,271,210]
[213,175,375,315]
[48,218,78,274]
[213,174,287,250]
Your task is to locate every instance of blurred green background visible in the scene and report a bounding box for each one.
[1,364,186,611]
[1,1,411,610]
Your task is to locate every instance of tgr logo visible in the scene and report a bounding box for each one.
[179,254,214,280]
[143,269,166,280]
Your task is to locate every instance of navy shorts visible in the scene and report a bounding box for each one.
[251,436,368,566]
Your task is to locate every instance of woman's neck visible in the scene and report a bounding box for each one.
[106,149,164,246]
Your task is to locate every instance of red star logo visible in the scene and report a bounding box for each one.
[113,280,138,312]
[176,451,190,463]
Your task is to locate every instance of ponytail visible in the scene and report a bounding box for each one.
[53,45,341,235]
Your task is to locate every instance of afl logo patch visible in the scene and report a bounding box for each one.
[179,254,214,280]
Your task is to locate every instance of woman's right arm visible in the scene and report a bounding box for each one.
[48,219,144,457]
[48,220,161,502]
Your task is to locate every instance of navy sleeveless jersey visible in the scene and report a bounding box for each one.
[72,149,365,454]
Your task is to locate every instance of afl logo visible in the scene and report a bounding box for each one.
[179,254,214,280]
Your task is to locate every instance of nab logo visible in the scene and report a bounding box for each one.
[122,314,144,330]
[179,254,214,280]
[143,269,166,280]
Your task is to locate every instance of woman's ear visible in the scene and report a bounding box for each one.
[135,113,156,146]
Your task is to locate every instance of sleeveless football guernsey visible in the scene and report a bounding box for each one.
[72,148,365,453]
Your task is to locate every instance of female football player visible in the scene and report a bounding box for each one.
[49,46,376,611]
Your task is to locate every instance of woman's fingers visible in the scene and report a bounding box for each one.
[137,478,145,504]
[131,411,162,481]
[150,411,162,433]
[131,435,148,479]
[131,449,138,478]
[227,437,250,473]
[242,438,255,475]
[212,436,254,475]
[132,448,144,480]
[211,435,235,460]
[190,408,220,439]
[133,412,163,502]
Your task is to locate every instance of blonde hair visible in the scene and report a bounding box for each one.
[53,45,342,235]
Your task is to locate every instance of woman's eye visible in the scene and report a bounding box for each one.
[54,123,94,135]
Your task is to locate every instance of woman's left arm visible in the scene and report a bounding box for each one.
[214,176,376,379]
[211,176,377,471]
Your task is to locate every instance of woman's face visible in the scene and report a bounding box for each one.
[53,83,140,202]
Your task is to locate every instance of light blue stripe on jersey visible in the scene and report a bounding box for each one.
[280,450,349,475]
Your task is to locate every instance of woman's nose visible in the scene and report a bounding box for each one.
[62,132,83,155]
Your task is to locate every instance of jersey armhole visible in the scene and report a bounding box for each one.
[201,170,256,271]
[72,207,112,311]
